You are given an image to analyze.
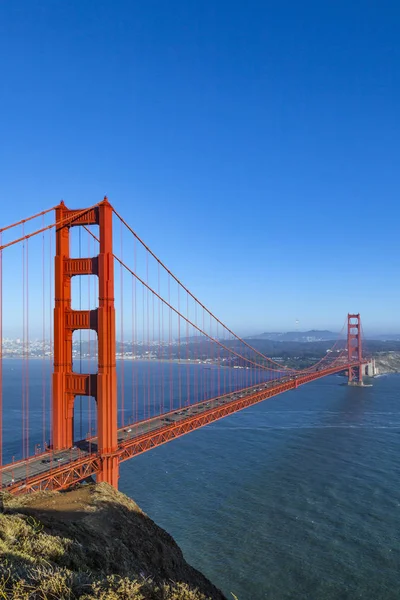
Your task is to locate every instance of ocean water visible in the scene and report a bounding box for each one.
[2,360,400,599]
[120,373,400,600]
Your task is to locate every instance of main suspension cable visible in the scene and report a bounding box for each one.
[83,225,288,374]
[0,205,57,234]
[0,203,102,252]
[112,207,295,372]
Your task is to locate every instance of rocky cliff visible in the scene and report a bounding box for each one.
[374,352,400,374]
[0,483,227,600]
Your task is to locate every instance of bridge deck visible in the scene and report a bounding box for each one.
[1,361,358,495]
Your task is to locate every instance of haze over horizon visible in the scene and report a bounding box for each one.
[0,1,399,334]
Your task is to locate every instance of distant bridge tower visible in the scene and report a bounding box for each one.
[347,313,363,386]
[52,198,119,487]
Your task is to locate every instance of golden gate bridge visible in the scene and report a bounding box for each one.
[0,198,367,495]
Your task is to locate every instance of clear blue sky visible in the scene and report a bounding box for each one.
[0,1,399,335]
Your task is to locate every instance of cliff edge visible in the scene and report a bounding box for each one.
[0,483,227,600]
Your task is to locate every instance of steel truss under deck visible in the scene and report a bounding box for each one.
[5,361,361,495]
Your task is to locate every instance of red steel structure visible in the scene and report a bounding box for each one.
[347,313,363,384]
[52,199,118,486]
[0,200,368,496]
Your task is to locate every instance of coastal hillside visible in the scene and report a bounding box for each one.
[0,483,226,600]
[374,352,400,374]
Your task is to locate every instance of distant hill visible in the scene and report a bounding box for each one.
[368,334,400,341]
[180,334,209,343]
[245,330,338,343]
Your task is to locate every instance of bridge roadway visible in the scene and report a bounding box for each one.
[1,360,356,494]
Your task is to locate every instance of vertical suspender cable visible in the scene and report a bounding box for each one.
[134,236,138,423]
[168,275,172,412]
[194,301,197,409]
[120,219,125,427]
[22,232,26,459]
[177,284,181,409]
[42,219,46,449]
[210,313,213,401]
[131,275,137,423]
[49,227,53,448]
[186,291,189,406]
[146,251,151,418]
[223,326,227,396]
[142,284,145,419]
[134,241,138,422]
[202,307,206,401]
[152,289,156,416]
[217,321,220,399]
[0,232,2,483]
[88,231,92,449]
[79,227,82,441]
[158,263,163,415]
[25,238,30,459]
[161,293,165,415]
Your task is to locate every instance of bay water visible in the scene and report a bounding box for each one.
[2,360,399,599]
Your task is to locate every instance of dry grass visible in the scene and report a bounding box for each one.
[0,484,226,600]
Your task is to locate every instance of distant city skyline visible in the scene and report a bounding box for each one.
[0,2,399,334]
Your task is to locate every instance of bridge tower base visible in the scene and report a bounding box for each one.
[347,313,363,386]
[52,199,119,487]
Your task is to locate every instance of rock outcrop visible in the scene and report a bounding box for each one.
[0,483,226,599]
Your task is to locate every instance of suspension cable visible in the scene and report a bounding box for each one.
[0,205,57,234]
[110,209,349,375]
[0,203,101,252]
[112,207,295,372]
[83,225,287,374]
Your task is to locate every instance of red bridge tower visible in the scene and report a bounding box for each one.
[52,199,118,487]
[347,313,363,386]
